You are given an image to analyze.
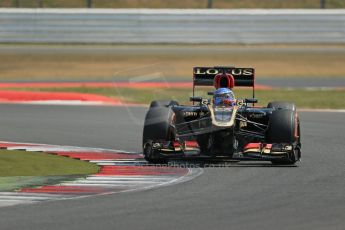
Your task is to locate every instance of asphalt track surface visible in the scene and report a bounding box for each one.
[0,104,344,230]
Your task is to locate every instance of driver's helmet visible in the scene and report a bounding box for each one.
[213,88,235,106]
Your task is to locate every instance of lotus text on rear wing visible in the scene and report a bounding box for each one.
[194,68,254,76]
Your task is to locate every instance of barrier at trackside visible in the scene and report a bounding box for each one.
[0,9,344,44]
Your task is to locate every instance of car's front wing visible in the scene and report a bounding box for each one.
[149,141,297,162]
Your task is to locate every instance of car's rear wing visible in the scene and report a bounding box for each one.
[193,66,256,98]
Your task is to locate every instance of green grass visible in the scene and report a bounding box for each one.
[12,87,345,109]
[1,0,345,8]
[0,175,81,191]
[0,150,99,177]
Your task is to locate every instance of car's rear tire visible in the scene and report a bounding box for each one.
[149,100,179,108]
[267,101,296,111]
[142,104,175,164]
[267,109,299,165]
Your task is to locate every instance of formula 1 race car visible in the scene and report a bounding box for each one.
[143,66,301,165]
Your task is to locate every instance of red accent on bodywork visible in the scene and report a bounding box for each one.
[173,140,199,149]
[173,141,181,148]
[244,143,272,151]
[244,143,261,149]
[185,141,199,148]
[264,144,272,149]
[214,73,235,89]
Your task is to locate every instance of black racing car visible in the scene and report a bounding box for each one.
[142,66,301,165]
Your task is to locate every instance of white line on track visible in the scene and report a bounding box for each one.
[0,200,35,207]
[0,195,61,201]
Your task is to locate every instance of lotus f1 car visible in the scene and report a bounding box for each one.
[143,66,301,165]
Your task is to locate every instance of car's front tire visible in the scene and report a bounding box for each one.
[142,102,176,164]
[267,109,300,165]
[267,101,296,111]
[143,143,167,164]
